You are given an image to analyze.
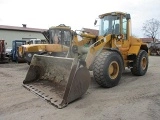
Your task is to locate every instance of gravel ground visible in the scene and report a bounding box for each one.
[0,56,160,120]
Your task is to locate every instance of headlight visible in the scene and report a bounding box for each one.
[28,53,32,57]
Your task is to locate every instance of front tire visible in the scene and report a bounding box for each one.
[131,50,148,76]
[27,62,30,65]
[93,51,123,88]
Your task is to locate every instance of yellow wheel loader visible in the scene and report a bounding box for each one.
[23,12,148,108]
[18,24,72,65]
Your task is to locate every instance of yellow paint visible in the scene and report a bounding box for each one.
[108,61,119,79]
[23,44,47,52]
[90,35,111,54]
[45,44,69,52]
[128,46,140,55]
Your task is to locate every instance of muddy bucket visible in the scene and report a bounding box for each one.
[23,54,91,108]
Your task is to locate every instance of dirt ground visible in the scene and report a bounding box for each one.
[0,56,160,120]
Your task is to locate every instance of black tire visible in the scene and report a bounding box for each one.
[93,51,123,88]
[27,62,30,65]
[131,50,148,76]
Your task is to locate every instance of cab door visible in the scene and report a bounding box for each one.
[120,15,130,50]
[113,15,130,52]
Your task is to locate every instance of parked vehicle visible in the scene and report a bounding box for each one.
[27,39,46,44]
[12,40,26,62]
[0,40,9,63]
[5,47,12,60]
[19,24,72,65]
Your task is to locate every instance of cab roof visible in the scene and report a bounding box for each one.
[99,11,127,18]
[49,24,71,30]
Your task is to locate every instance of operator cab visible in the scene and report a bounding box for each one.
[50,29,72,46]
[95,12,131,40]
[43,24,72,47]
[94,12,131,51]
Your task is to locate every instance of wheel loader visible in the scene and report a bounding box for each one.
[23,12,148,108]
[18,24,72,65]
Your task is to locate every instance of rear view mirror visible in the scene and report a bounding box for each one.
[94,20,97,26]
[126,14,131,20]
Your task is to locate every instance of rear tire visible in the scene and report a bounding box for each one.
[93,51,123,88]
[131,50,148,76]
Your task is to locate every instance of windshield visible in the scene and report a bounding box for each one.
[99,15,120,36]
[50,29,72,46]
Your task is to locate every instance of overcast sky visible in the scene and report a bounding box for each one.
[0,0,160,38]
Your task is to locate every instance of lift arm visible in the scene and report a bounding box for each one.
[72,32,112,69]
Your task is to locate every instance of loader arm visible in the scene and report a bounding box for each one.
[72,32,96,46]
[72,32,112,69]
[85,34,112,68]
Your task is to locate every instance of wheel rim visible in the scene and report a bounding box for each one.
[141,57,147,70]
[108,61,119,80]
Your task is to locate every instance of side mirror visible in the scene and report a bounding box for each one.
[94,20,97,26]
[126,14,131,20]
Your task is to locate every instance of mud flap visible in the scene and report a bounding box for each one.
[23,54,91,108]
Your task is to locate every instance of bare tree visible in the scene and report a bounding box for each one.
[142,18,160,43]
[143,18,160,54]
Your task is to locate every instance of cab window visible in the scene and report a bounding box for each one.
[122,16,127,39]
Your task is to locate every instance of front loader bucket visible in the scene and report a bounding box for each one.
[23,54,91,108]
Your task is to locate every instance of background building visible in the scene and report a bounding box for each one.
[0,24,47,48]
